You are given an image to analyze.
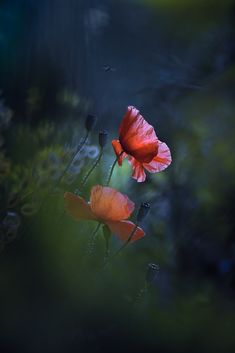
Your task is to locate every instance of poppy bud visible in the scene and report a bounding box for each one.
[85,114,97,132]
[146,263,160,283]
[137,202,150,223]
[99,130,108,148]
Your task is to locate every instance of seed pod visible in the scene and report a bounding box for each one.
[99,130,108,148]
[146,263,160,283]
[137,202,150,223]
[85,114,97,132]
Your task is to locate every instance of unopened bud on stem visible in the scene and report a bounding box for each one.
[146,263,160,283]
[99,130,108,148]
[137,202,150,223]
[85,114,97,132]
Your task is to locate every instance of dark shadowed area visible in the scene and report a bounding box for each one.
[1,1,235,352]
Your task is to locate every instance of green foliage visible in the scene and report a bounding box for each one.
[0,1,235,350]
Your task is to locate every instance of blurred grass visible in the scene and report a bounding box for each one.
[1,0,235,351]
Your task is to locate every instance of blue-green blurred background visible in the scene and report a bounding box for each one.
[1,1,235,352]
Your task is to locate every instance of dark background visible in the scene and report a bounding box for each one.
[1,1,235,352]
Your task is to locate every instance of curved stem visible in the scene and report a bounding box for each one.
[106,151,124,186]
[81,148,103,187]
[106,158,117,186]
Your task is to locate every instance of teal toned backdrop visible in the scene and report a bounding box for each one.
[0,1,235,352]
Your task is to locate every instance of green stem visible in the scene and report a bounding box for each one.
[106,151,124,186]
[106,157,117,186]
[103,248,110,264]
[103,239,110,264]
[81,148,103,187]
[87,222,102,255]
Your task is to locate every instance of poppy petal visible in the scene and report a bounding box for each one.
[128,157,146,182]
[90,185,134,221]
[64,192,95,221]
[106,220,145,243]
[143,141,172,173]
[111,139,127,166]
[119,106,158,163]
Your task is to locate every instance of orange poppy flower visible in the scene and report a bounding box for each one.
[64,185,144,243]
[112,106,172,182]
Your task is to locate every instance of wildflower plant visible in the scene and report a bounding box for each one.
[0,97,172,274]
[63,105,172,260]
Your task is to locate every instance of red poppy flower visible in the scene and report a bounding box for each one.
[64,185,144,243]
[112,106,172,182]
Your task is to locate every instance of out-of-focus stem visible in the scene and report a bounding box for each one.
[87,222,102,255]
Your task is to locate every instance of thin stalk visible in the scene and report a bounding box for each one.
[103,247,110,264]
[106,157,117,186]
[87,222,102,255]
[103,238,110,264]
[81,148,103,187]
[106,151,124,186]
